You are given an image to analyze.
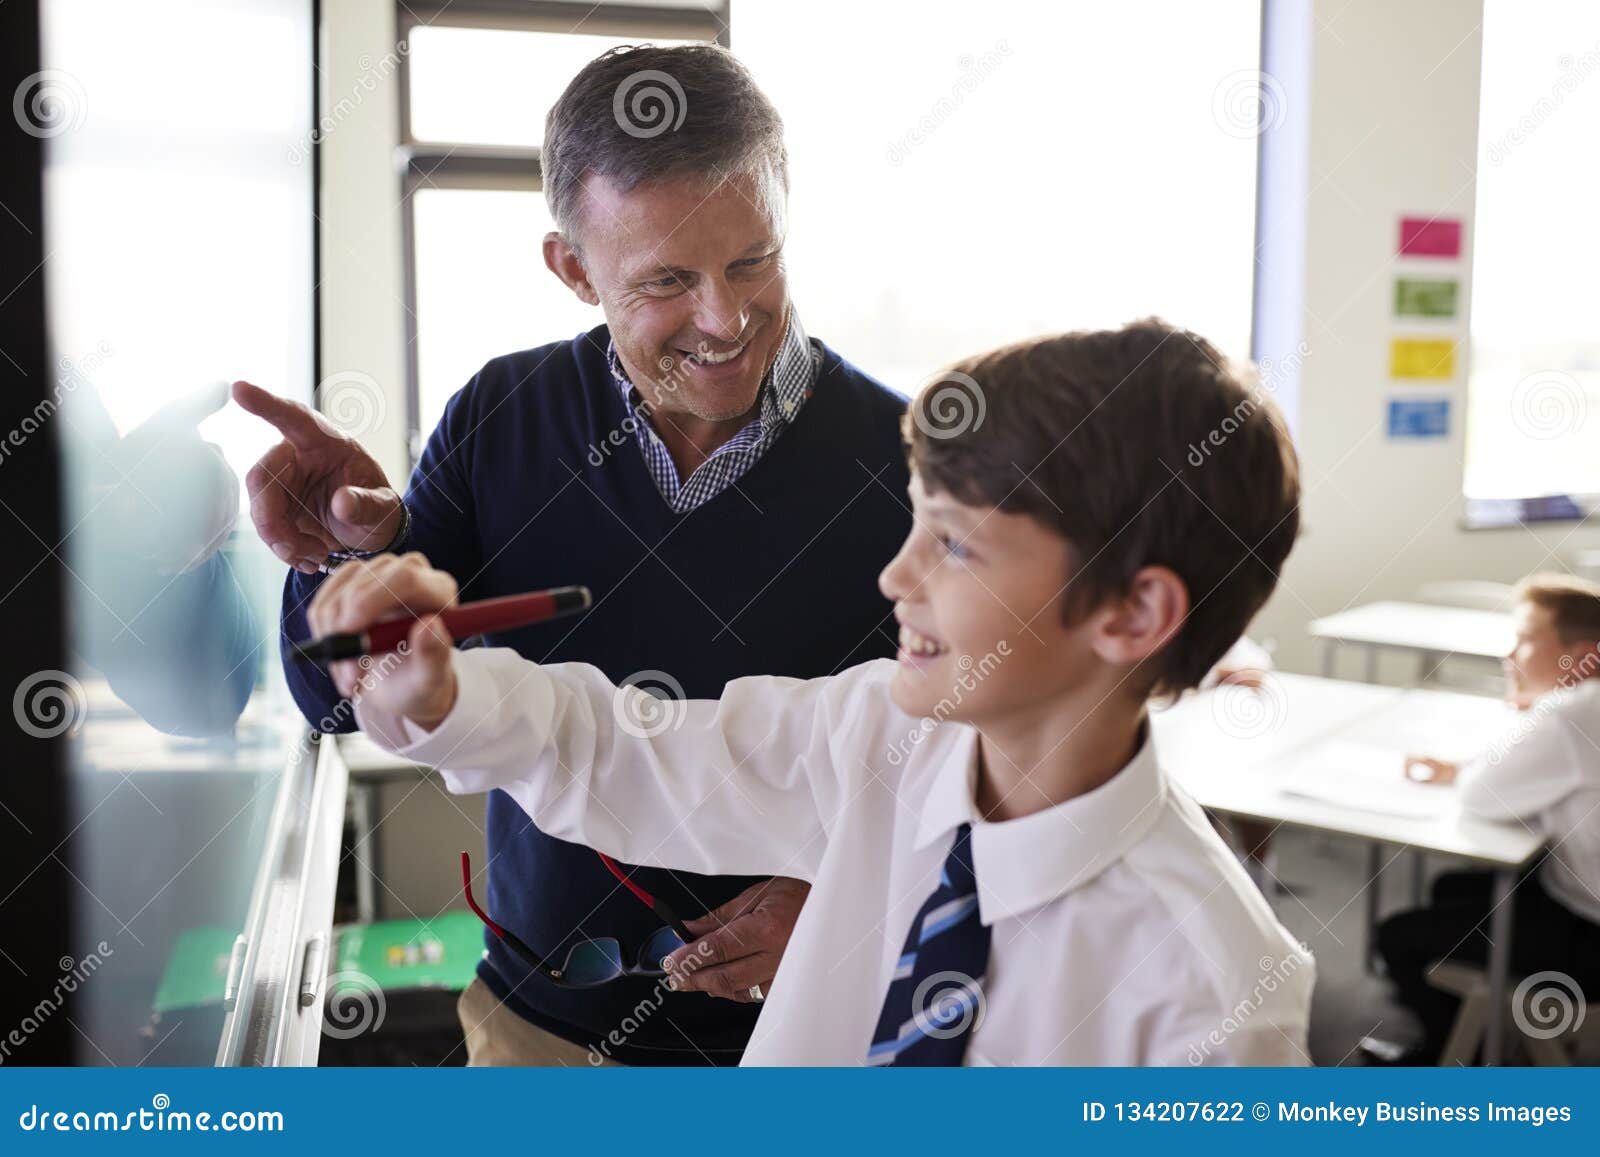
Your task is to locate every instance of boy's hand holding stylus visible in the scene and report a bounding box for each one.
[308,553,460,730]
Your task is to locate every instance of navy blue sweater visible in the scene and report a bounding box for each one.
[282,326,910,1064]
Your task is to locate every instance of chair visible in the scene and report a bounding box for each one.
[1427,960,1600,1065]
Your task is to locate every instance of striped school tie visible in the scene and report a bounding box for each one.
[867,823,991,1065]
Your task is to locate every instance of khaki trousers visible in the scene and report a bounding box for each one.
[456,977,620,1067]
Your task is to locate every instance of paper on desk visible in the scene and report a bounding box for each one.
[1338,704,1503,764]
[1278,740,1453,819]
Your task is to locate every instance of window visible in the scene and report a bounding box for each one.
[408,24,699,149]
[411,188,601,440]
[400,0,1261,454]
[732,0,1262,393]
[1466,0,1600,508]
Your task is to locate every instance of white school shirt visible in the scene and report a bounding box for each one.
[1459,679,1600,924]
[355,652,1315,1066]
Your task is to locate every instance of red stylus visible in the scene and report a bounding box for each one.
[291,585,591,665]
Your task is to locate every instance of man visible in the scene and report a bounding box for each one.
[234,43,910,1065]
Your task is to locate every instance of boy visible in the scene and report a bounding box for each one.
[322,319,1314,1065]
[1379,573,1600,1061]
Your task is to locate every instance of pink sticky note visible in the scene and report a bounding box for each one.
[1398,217,1462,258]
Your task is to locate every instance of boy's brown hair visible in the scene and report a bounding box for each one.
[1516,572,1600,644]
[906,318,1300,697]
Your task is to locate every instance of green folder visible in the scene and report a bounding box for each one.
[153,911,485,1015]
[329,910,485,994]
[152,926,239,1013]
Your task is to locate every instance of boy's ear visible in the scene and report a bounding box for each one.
[1089,565,1190,667]
[543,231,601,306]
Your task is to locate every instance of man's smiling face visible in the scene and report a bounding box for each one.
[554,172,789,426]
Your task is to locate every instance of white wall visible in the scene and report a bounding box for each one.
[1252,0,1600,680]
[319,1,483,916]
[318,0,410,489]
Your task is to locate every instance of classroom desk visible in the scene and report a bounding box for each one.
[1309,601,1515,682]
[1152,673,1543,1065]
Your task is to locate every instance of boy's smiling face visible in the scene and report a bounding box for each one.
[878,473,1091,726]
[876,321,1298,818]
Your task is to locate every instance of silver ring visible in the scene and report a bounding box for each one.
[747,984,765,1002]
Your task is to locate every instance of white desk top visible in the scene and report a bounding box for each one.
[1308,600,1514,661]
[1152,673,1543,868]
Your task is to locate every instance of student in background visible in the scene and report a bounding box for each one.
[1378,573,1600,1062]
[318,319,1315,1065]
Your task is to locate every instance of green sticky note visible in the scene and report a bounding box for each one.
[1394,278,1458,318]
[332,910,485,994]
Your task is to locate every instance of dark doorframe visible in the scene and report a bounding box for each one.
[0,0,75,1065]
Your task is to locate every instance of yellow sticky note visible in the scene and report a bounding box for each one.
[1390,338,1455,380]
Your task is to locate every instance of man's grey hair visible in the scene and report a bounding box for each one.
[542,43,789,246]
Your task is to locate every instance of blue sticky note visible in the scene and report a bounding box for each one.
[1387,398,1450,438]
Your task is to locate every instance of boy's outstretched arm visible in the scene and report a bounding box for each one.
[315,554,844,884]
